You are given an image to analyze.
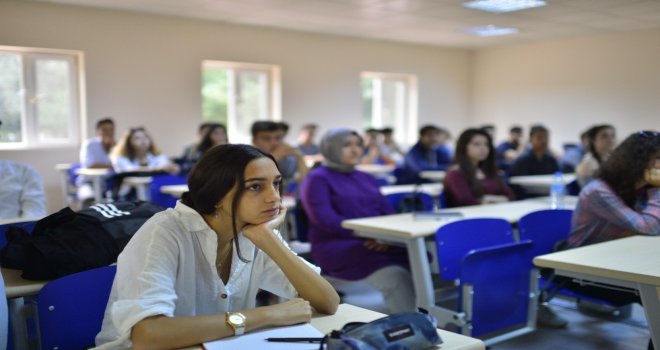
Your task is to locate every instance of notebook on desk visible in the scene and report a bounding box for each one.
[203,323,323,350]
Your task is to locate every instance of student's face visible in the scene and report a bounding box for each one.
[467,134,490,163]
[340,134,364,166]
[252,131,279,153]
[130,130,151,153]
[210,128,228,146]
[98,123,115,145]
[510,131,522,143]
[420,131,440,148]
[530,131,548,152]
[594,128,616,155]
[220,157,282,228]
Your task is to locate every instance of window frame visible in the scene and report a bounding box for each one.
[361,71,418,146]
[202,60,281,144]
[0,45,85,150]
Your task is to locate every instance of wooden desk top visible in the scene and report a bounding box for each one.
[2,267,49,299]
[534,235,660,286]
[342,196,577,240]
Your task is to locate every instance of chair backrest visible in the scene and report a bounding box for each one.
[518,209,573,259]
[38,265,117,350]
[0,220,37,250]
[435,218,514,280]
[149,174,187,208]
[384,192,434,213]
[460,240,534,338]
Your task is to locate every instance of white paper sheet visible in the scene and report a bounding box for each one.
[202,323,324,350]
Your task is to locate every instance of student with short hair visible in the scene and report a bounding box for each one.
[443,128,515,207]
[399,125,452,184]
[77,118,116,203]
[509,125,559,177]
[251,121,307,192]
[95,144,339,349]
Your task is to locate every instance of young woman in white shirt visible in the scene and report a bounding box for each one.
[95,144,339,350]
[110,127,180,174]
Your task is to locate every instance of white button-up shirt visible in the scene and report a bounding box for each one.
[0,160,46,219]
[94,202,319,349]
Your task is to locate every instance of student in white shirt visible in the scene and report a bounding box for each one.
[94,144,339,350]
[77,118,115,202]
[0,160,46,219]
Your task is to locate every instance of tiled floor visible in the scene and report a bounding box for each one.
[334,282,651,350]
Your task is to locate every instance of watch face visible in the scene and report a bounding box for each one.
[229,314,244,324]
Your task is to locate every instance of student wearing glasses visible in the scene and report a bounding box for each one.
[94,144,339,349]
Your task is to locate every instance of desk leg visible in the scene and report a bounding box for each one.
[92,177,103,203]
[638,284,660,348]
[8,297,29,350]
[135,184,150,202]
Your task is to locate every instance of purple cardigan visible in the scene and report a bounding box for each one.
[300,166,409,280]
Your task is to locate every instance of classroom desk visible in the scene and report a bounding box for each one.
[355,164,395,176]
[192,304,484,350]
[75,167,113,203]
[508,173,576,189]
[420,170,446,182]
[2,267,49,350]
[534,236,660,348]
[341,196,577,328]
[380,183,444,197]
[123,176,153,201]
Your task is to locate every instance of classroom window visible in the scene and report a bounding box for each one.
[202,60,281,144]
[0,46,83,149]
[361,72,418,145]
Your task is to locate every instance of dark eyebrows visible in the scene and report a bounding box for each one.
[243,175,282,184]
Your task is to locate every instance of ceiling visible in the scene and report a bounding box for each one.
[36,0,660,48]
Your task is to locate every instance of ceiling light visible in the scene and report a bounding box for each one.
[463,0,546,13]
[459,25,519,37]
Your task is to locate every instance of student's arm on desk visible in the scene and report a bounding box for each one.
[131,299,312,350]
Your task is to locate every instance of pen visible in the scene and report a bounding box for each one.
[265,337,324,343]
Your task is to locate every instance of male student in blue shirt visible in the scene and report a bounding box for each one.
[398,125,452,184]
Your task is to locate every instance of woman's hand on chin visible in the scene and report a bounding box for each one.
[241,206,287,247]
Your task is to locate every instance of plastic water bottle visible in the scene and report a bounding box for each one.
[549,172,565,209]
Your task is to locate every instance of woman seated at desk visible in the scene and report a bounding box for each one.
[110,127,180,198]
[575,124,616,188]
[300,128,415,314]
[549,131,659,348]
[94,144,339,349]
[443,128,515,208]
[180,122,228,175]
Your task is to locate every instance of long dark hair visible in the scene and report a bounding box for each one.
[195,123,227,155]
[182,144,280,262]
[599,131,660,208]
[586,124,615,164]
[452,128,499,197]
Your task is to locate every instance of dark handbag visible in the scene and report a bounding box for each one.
[320,309,442,350]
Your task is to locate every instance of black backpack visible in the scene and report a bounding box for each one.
[0,201,164,280]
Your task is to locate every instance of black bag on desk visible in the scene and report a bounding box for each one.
[0,201,164,280]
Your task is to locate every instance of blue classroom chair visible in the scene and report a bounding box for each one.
[149,174,187,208]
[435,218,515,281]
[459,240,536,341]
[37,265,117,350]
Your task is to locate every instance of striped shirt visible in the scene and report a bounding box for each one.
[567,180,660,248]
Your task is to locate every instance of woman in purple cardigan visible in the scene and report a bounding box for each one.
[300,128,415,313]
[443,128,515,207]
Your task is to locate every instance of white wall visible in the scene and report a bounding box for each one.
[0,1,473,213]
[472,30,660,151]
